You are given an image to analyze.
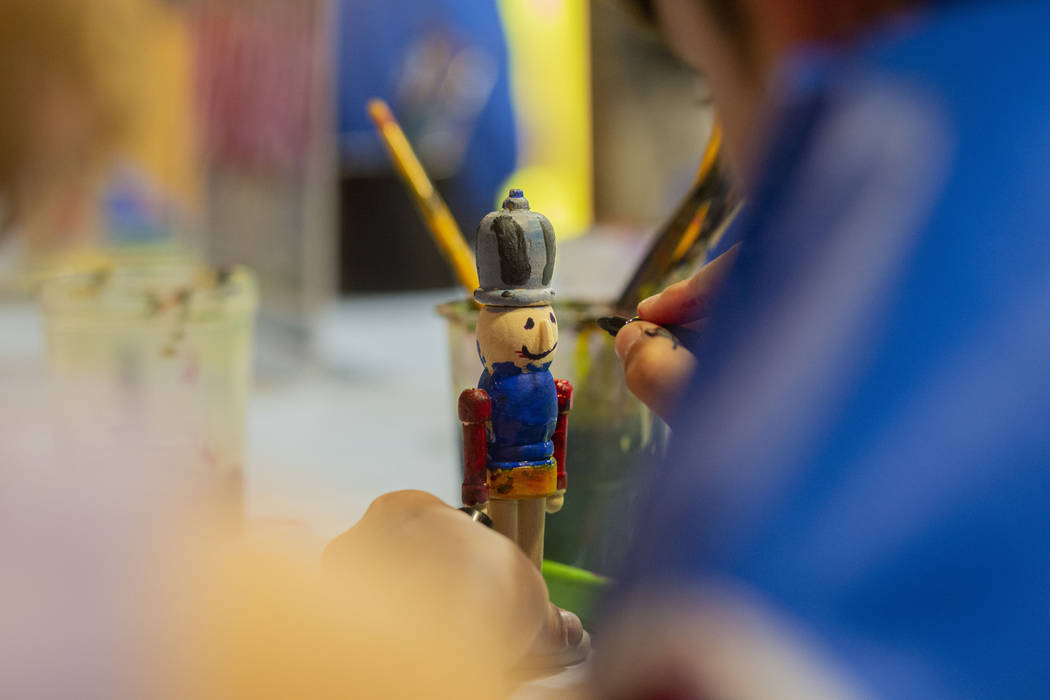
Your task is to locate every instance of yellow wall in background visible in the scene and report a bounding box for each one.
[497,0,592,239]
[124,0,200,213]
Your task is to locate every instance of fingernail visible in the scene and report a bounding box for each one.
[613,319,644,363]
[559,608,584,646]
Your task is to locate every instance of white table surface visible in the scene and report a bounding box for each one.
[248,289,465,538]
[0,290,465,540]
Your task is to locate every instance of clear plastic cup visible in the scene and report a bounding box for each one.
[40,263,258,519]
[437,298,668,575]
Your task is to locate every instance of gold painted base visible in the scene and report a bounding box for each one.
[488,462,557,499]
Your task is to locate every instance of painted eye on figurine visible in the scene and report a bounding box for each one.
[550,313,556,324]
[524,317,535,330]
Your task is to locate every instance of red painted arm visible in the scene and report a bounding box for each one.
[553,379,573,491]
[458,388,491,506]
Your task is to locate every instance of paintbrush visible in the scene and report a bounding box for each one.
[613,124,734,313]
[596,315,704,349]
[366,98,480,294]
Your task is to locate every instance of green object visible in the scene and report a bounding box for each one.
[542,559,612,628]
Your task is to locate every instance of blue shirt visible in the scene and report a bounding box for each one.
[614,1,1050,696]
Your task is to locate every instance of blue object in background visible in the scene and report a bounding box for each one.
[102,165,176,245]
[614,1,1050,697]
[336,0,517,223]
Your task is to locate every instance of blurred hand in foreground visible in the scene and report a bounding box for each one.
[615,245,740,422]
[322,492,586,669]
[193,490,584,699]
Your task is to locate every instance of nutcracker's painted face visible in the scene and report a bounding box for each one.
[477,304,558,372]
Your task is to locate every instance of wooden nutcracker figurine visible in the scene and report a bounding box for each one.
[459,189,572,570]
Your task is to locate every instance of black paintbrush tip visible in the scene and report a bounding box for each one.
[597,316,631,337]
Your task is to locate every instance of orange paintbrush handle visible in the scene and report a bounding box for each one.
[367,98,480,293]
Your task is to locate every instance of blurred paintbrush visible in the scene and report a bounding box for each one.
[613,123,736,313]
[367,98,480,294]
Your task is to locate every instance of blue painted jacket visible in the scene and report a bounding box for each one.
[479,361,557,470]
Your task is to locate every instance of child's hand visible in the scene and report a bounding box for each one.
[322,490,586,670]
[615,245,739,422]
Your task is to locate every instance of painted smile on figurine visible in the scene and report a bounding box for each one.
[518,342,557,361]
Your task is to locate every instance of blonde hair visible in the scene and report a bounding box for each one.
[0,0,145,223]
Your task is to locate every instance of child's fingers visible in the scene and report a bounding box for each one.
[636,244,741,325]
[615,320,698,423]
